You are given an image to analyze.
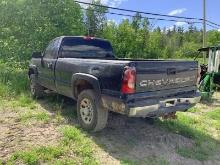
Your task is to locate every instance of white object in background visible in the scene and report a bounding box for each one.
[208,50,220,73]
[214,50,220,73]
[208,50,214,72]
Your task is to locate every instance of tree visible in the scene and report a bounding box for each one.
[1,0,218,64]
[85,0,107,37]
[132,12,142,32]
[207,30,220,45]
[0,0,85,63]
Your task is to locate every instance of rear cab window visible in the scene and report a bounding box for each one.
[60,37,115,59]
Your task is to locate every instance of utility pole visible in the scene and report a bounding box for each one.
[203,0,207,63]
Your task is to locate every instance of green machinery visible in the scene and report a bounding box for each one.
[196,46,220,98]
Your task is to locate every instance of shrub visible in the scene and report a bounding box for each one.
[0,61,28,97]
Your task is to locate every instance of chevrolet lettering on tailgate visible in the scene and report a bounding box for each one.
[140,76,196,87]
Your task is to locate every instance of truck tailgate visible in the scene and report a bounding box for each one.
[134,61,198,92]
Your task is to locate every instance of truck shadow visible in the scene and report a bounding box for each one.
[37,94,220,165]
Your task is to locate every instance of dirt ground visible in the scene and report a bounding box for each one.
[0,93,220,165]
[0,109,61,161]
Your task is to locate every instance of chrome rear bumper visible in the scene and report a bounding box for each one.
[129,94,201,117]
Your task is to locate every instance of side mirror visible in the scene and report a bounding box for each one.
[32,52,42,58]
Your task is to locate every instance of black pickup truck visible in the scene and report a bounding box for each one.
[29,36,201,131]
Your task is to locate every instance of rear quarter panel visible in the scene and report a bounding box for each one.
[55,58,128,98]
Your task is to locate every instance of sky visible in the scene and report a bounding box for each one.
[80,0,220,31]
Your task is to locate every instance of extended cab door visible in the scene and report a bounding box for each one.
[38,38,60,91]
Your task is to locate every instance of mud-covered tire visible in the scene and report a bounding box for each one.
[30,74,44,98]
[77,90,108,132]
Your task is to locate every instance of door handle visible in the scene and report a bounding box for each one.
[91,67,100,74]
[47,63,53,69]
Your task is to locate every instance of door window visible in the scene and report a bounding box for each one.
[44,39,59,59]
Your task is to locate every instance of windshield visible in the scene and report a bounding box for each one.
[60,37,115,59]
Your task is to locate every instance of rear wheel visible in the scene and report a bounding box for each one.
[77,90,108,132]
[30,74,44,98]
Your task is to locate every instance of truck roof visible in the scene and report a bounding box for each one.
[57,36,110,42]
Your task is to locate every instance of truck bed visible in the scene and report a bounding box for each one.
[55,58,198,95]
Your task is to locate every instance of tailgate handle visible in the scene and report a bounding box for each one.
[167,68,176,75]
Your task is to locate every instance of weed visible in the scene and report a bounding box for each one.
[177,144,208,161]
[121,159,139,165]
[60,126,98,164]
[188,107,199,113]
[1,61,219,164]
[19,111,50,123]
[121,156,169,165]
[35,146,64,161]
[0,62,28,96]
[156,109,220,160]
[0,84,9,98]
[53,159,78,165]
[55,110,65,123]
[9,146,64,165]
[156,114,198,139]
[11,150,38,165]
[7,126,98,164]
[11,94,37,109]
[206,108,220,121]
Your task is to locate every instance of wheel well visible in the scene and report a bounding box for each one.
[74,79,94,98]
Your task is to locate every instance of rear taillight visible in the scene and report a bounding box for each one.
[121,67,136,94]
[83,36,94,40]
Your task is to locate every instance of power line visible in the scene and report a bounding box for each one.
[74,0,220,28]
[80,6,202,25]
[206,20,220,28]
[75,1,200,20]
[207,23,220,30]
[81,6,219,31]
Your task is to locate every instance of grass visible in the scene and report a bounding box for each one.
[61,126,98,164]
[6,125,98,165]
[156,107,220,161]
[46,96,77,123]
[12,94,37,109]
[0,61,220,164]
[0,86,98,164]
[121,156,169,165]
[18,111,50,123]
[3,92,218,163]
[8,146,65,165]
[206,109,220,121]
[0,61,98,165]
[0,62,29,98]
[121,159,139,165]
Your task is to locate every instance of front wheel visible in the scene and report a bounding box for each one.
[77,90,108,132]
[30,74,45,98]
